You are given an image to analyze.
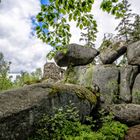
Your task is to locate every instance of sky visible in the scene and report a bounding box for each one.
[0,0,140,73]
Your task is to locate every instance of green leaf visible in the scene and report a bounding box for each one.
[36,26,40,30]
[60,8,66,15]
[69,13,73,21]
[37,17,44,22]
[62,18,67,23]
[55,0,59,8]
[82,1,86,7]
[41,5,46,12]
[112,0,118,3]
[73,15,77,21]
[80,24,83,29]
[47,51,56,60]
[42,24,47,29]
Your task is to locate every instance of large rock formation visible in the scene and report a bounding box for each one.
[110,104,140,125]
[120,65,139,102]
[100,42,127,64]
[127,41,140,65]
[65,64,119,105]
[54,44,99,67]
[60,41,140,106]
[92,65,119,105]
[132,73,140,104]
[1,40,140,139]
[0,83,97,140]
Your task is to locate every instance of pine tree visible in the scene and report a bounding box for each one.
[99,33,115,51]
[115,0,134,43]
[79,14,98,48]
[115,0,135,65]
[80,25,97,48]
[131,14,140,42]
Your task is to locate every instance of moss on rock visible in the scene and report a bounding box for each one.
[50,83,97,105]
[63,65,78,84]
[64,64,94,88]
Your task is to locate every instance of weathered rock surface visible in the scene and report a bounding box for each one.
[43,62,65,83]
[100,42,127,64]
[64,64,119,105]
[0,83,96,140]
[64,64,94,87]
[127,41,140,65]
[92,65,119,105]
[120,65,139,102]
[132,74,140,104]
[54,44,99,67]
[125,124,140,140]
[110,104,140,125]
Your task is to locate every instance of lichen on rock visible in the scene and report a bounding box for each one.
[50,83,97,105]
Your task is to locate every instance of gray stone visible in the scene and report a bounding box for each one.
[127,41,140,65]
[64,64,100,94]
[100,42,127,64]
[109,104,140,125]
[54,44,99,67]
[43,62,65,83]
[64,64,119,105]
[92,65,119,105]
[0,83,96,140]
[64,64,94,87]
[120,65,139,102]
[132,74,140,104]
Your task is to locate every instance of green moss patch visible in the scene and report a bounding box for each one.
[49,83,97,105]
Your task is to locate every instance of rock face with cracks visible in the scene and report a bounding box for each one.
[120,65,139,102]
[127,41,140,65]
[109,104,140,125]
[92,65,119,105]
[132,73,140,104]
[64,64,119,105]
[0,83,97,140]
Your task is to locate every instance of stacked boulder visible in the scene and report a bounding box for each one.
[43,62,65,83]
[54,41,140,127]
[54,43,99,67]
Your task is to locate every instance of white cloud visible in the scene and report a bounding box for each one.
[0,0,139,73]
[0,0,52,73]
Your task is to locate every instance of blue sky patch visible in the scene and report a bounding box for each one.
[30,0,50,37]
[41,0,49,5]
